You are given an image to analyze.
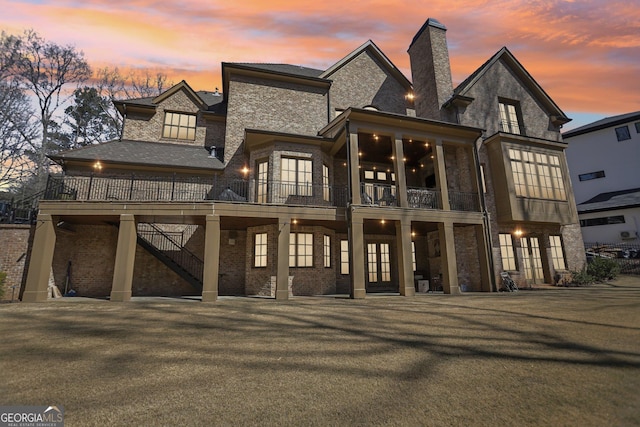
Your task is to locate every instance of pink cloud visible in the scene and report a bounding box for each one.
[1,0,638,118]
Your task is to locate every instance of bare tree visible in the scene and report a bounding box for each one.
[0,81,37,189]
[12,29,92,189]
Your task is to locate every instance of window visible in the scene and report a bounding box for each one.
[322,164,330,202]
[499,100,522,135]
[635,122,640,133]
[578,170,605,181]
[580,215,625,227]
[549,235,566,270]
[323,235,331,268]
[254,233,267,267]
[289,233,313,267]
[340,240,349,275]
[367,243,378,282]
[480,164,487,193]
[282,158,312,197]
[411,241,417,272]
[256,160,268,203]
[163,112,196,140]
[499,233,517,271]
[508,148,566,200]
[615,126,631,141]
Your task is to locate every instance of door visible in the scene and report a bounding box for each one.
[521,237,544,284]
[365,242,396,291]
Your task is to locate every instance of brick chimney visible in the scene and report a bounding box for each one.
[408,18,454,121]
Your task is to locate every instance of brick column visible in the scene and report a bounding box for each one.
[110,214,137,302]
[349,211,366,299]
[202,214,220,302]
[434,139,450,210]
[475,224,493,292]
[276,217,290,300]
[396,220,415,296]
[438,220,459,294]
[22,214,57,302]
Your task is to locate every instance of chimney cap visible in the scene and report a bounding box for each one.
[409,18,447,50]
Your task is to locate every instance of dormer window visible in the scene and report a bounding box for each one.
[162,112,196,140]
[499,100,523,135]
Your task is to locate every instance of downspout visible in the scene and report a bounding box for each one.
[345,120,355,289]
[473,139,497,292]
[120,104,127,141]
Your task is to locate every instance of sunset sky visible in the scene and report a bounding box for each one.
[2,0,639,129]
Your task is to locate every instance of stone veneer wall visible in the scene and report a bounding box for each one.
[0,224,32,301]
[328,50,409,115]
[453,225,482,291]
[122,90,208,145]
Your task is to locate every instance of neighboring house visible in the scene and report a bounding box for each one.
[21,18,585,302]
[564,111,640,244]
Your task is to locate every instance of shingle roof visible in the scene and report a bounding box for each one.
[578,187,640,213]
[563,111,640,139]
[50,140,224,171]
[115,88,226,113]
[231,63,325,79]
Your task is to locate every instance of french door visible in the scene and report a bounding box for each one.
[521,237,544,284]
[365,242,395,291]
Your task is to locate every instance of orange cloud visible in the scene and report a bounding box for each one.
[1,0,638,123]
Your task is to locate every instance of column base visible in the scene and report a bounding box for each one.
[202,291,218,302]
[110,290,132,302]
[400,286,415,297]
[21,290,49,303]
[350,288,366,299]
[275,289,290,300]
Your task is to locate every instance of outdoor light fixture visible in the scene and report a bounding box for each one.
[405,92,415,101]
[93,161,103,171]
[241,166,249,175]
[514,229,524,237]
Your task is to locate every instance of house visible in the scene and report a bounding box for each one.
[21,18,585,302]
[563,111,640,244]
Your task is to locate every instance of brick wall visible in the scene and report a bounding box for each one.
[122,89,208,145]
[0,224,32,301]
[328,49,409,115]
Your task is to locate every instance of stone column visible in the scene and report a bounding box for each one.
[110,214,137,302]
[22,214,57,302]
[438,220,459,294]
[349,212,366,299]
[349,131,362,205]
[434,139,450,210]
[202,214,221,302]
[393,134,409,207]
[276,217,290,300]
[475,224,493,292]
[396,220,415,296]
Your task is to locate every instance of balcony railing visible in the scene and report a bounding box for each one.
[407,187,441,209]
[449,191,481,212]
[500,120,526,136]
[43,174,349,208]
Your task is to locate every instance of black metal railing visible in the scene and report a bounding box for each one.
[137,223,204,284]
[360,182,398,206]
[584,241,640,275]
[449,191,481,212]
[407,187,441,209]
[0,190,44,224]
[43,174,349,208]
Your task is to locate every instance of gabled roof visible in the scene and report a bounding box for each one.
[449,47,570,126]
[50,140,224,171]
[231,63,324,79]
[563,111,640,139]
[113,83,226,115]
[320,40,413,91]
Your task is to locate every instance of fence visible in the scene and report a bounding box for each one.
[584,241,640,275]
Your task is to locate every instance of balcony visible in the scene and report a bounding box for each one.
[43,174,349,208]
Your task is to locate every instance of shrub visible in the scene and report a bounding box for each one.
[0,270,6,300]
[569,269,594,286]
[587,257,621,282]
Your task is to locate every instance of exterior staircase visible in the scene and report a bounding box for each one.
[136,223,204,291]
